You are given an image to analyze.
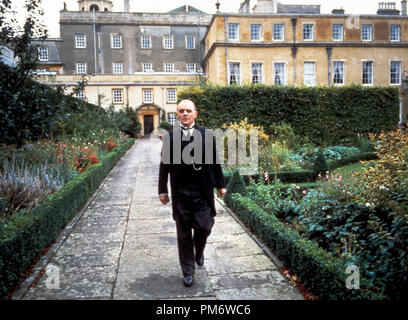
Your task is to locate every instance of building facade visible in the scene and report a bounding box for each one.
[203,2,408,87]
[35,0,408,134]
[37,0,211,135]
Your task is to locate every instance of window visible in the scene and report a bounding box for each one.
[164,63,174,73]
[274,63,285,85]
[186,36,195,49]
[74,89,85,100]
[76,62,86,75]
[362,61,374,84]
[168,113,177,126]
[142,63,153,72]
[273,24,284,41]
[228,62,240,85]
[228,23,239,40]
[303,24,314,41]
[390,61,402,84]
[250,24,262,41]
[112,89,123,104]
[143,89,153,103]
[75,34,86,48]
[38,47,48,61]
[113,62,123,74]
[167,89,177,103]
[332,24,344,41]
[163,35,174,49]
[390,25,401,41]
[362,24,372,41]
[333,61,345,84]
[251,63,263,84]
[303,62,316,86]
[111,35,122,48]
[141,35,151,49]
[186,63,196,73]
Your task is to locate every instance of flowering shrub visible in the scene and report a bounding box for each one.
[74,149,99,173]
[355,127,408,210]
[105,141,117,152]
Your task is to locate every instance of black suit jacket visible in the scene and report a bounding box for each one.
[158,125,225,218]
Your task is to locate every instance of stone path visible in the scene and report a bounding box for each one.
[11,138,304,300]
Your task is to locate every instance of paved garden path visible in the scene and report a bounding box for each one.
[12,138,304,300]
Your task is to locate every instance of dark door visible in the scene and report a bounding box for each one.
[144,115,154,135]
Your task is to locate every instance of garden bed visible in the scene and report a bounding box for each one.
[0,138,135,298]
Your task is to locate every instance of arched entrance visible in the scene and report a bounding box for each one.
[137,104,161,136]
[90,4,99,11]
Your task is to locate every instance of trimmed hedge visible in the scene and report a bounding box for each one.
[223,151,378,185]
[226,193,387,299]
[0,138,135,298]
[327,152,378,171]
[178,84,399,146]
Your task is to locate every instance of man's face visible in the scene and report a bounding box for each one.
[176,102,197,127]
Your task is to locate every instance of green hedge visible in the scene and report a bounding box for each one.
[327,152,378,171]
[178,84,399,146]
[0,138,135,298]
[224,151,377,185]
[226,193,387,300]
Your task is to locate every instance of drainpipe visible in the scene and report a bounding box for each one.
[198,10,201,74]
[291,18,297,86]
[327,47,333,86]
[92,8,98,74]
[225,15,229,85]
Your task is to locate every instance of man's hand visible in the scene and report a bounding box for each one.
[159,194,169,205]
[217,188,227,198]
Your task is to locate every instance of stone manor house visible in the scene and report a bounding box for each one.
[35,0,408,135]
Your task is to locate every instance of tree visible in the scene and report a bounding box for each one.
[0,0,48,146]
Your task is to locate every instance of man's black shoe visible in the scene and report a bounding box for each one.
[183,275,193,287]
[196,254,204,267]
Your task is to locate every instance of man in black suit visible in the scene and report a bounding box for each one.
[158,99,226,287]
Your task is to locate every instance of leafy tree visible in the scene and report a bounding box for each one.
[0,0,48,146]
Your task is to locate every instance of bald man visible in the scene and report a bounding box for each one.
[158,99,226,287]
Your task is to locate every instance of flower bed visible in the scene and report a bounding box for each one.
[226,193,385,300]
[0,138,135,298]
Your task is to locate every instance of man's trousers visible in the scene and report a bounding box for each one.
[174,187,214,277]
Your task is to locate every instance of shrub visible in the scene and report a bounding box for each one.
[178,84,399,146]
[268,122,306,149]
[224,169,247,205]
[312,148,328,175]
[228,193,385,299]
[355,127,408,210]
[0,139,135,298]
[0,160,65,219]
[158,121,173,131]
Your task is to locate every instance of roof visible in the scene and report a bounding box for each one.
[166,5,207,14]
[34,40,63,64]
[277,4,321,14]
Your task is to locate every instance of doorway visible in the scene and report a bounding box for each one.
[143,115,154,135]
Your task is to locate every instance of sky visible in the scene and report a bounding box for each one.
[7,0,398,37]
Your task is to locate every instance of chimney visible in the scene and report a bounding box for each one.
[332,8,345,15]
[124,0,130,12]
[239,0,251,13]
[402,0,407,15]
[377,2,400,15]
